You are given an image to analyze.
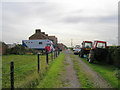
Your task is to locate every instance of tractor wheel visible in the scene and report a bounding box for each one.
[86,54,89,61]
[89,50,94,63]
[80,53,84,58]
[80,49,84,58]
[89,58,93,63]
[79,52,80,57]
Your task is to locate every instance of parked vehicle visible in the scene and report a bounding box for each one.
[22,39,54,52]
[75,45,81,49]
[73,48,76,51]
[73,45,80,51]
[87,41,107,63]
[79,41,92,58]
[74,48,81,55]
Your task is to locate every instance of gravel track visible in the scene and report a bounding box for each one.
[62,49,80,88]
[62,49,112,88]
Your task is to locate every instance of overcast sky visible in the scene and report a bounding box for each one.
[1,0,119,46]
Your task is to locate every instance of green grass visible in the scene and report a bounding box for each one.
[37,53,65,88]
[80,57,120,88]
[70,55,93,88]
[2,54,53,88]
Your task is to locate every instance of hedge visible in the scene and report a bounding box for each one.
[4,44,38,55]
[107,46,120,68]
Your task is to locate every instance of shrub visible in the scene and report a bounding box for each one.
[4,44,37,55]
[107,46,120,68]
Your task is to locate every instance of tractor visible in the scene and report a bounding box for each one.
[79,41,92,58]
[87,41,108,63]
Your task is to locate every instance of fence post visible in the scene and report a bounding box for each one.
[51,51,53,61]
[10,61,14,89]
[54,51,55,59]
[38,53,40,73]
[46,49,49,64]
[58,50,60,56]
[56,50,57,57]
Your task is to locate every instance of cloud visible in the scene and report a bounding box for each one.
[1,1,118,46]
[61,14,117,24]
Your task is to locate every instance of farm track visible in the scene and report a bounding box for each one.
[63,49,112,88]
[62,49,80,88]
[74,56,112,88]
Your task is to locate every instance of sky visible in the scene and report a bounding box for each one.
[1,0,119,47]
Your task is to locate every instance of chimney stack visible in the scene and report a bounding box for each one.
[42,32,45,35]
[46,34,48,36]
[35,29,41,33]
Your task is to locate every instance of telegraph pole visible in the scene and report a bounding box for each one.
[71,39,73,47]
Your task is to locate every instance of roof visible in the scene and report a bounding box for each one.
[94,41,107,43]
[84,41,92,43]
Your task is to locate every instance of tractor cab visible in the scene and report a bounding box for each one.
[79,41,92,58]
[82,41,92,50]
[87,40,108,63]
[93,41,107,49]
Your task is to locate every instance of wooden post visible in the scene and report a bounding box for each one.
[46,49,49,64]
[38,54,40,73]
[51,51,53,61]
[10,61,14,89]
[56,50,57,57]
[54,51,55,59]
[58,50,60,55]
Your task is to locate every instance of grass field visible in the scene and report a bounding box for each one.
[79,57,120,88]
[37,53,65,88]
[2,53,54,88]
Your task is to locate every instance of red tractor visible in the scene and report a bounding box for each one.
[79,41,92,58]
[87,41,108,63]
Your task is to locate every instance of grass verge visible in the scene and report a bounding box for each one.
[80,57,120,88]
[2,54,53,88]
[37,53,65,88]
[70,55,93,88]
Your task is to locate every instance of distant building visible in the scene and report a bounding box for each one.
[29,29,58,45]
[7,43,16,48]
[29,29,48,40]
[48,36,58,45]
[0,42,8,55]
[58,43,65,51]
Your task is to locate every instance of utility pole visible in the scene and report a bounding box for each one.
[71,39,73,47]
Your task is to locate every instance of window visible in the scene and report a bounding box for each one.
[85,43,92,48]
[39,42,42,44]
[96,42,105,48]
[75,45,80,49]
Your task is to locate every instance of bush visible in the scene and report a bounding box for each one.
[107,46,120,68]
[4,44,37,55]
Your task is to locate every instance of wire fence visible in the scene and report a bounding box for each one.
[1,50,61,88]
